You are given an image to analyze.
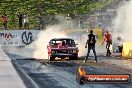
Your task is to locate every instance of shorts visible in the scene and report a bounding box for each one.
[107,40,112,45]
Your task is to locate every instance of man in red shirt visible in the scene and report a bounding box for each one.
[2,13,8,30]
[102,30,112,56]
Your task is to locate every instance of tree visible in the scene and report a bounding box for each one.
[0,0,113,29]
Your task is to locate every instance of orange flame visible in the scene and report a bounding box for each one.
[78,66,86,76]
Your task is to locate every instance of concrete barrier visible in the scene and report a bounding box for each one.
[122,42,132,58]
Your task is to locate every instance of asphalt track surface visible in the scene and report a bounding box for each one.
[5,52,132,88]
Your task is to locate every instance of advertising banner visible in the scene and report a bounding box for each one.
[0,30,41,46]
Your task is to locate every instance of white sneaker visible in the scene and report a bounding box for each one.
[95,61,97,62]
[84,60,86,63]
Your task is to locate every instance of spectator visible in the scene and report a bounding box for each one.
[17,12,23,29]
[38,15,44,30]
[79,18,84,29]
[23,14,29,29]
[117,36,124,53]
[102,30,112,56]
[2,12,8,30]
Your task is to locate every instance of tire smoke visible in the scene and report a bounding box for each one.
[32,25,88,59]
[32,25,68,59]
[112,0,132,42]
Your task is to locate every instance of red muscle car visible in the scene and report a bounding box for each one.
[47,38,79,61]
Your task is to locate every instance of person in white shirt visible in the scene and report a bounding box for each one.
[23,14,29,29]
[117,36,124,53]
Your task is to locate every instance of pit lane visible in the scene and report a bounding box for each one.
[5,52,132,88]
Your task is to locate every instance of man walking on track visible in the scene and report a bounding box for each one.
[84,30,97,63]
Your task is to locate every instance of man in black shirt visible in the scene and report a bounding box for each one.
[84,30,97,62]
[17,12,23,29]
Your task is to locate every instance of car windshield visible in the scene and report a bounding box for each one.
[50,39,75,46]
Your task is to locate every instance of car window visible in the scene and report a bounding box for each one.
[50,39,75,46]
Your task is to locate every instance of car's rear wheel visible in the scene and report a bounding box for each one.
[48,55,55,61]
[50,56,55,61]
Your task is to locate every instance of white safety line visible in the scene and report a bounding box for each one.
[15,61,40,88]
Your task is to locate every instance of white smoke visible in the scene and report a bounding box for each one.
[31,16,87,59]
[32,25,68,59]
[113,0,132,42]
